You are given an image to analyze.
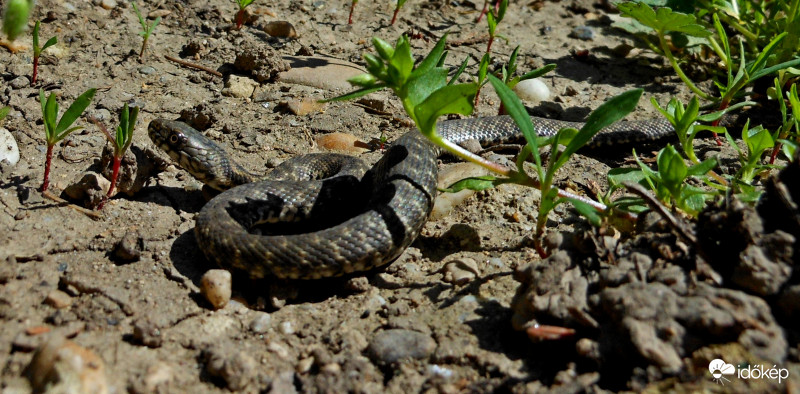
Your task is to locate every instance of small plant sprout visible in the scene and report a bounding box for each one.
[39,88,97,192]
[94,103,139,208]
[1,0,32,52]
[31,21,57,86]
[348,0,358,25]
[390,0,408,25]
[234,0,256,29]
[485,0,507,54]
[131,2,160,59]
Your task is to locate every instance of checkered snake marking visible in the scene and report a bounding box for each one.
[148,116,673,279]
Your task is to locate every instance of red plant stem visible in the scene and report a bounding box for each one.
[486,36,494,54]
[348,1,355,24]
[31,55,39,86]
[107,156,121,198]
[391,7,400,25]
[477,0,489,22]
[40,144,53,192]
[711,101,729,146]
[235,9,245,29]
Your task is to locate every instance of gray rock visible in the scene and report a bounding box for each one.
[569,26,595,40]
[368,329,436,364]
[10,76,29,89]
[249,312,272,333]
[138,66,156,75]
[0,128,20,166]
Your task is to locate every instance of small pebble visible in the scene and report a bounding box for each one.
[44,290,73,309]
[26,337,109,393]
[513,78,550,103]
[100,0,117,9]
[200,270,232,310]
[133,319,163,348]
[263,21,298,38]
[284,98,327,116]
[315,133,369,154]
[10,76,29,89]
[367,329,436,365]
[113,230,142,262]
[63,172,111,209]
[222,75,258,99]
[279,321,294,335]
[148,9,171,18]
[133,362,174,393]
[138,66,156,75]
[249,312,272,333]
[442,258,480,286]
[0,128,20,166]
[569,26,595,41]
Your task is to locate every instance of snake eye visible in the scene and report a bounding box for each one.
[169,134,180,144]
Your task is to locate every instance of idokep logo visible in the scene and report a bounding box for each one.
[709,358,790,385]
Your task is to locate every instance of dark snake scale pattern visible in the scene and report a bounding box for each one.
[148,116,674,279]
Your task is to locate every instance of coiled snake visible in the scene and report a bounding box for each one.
[148,116,673,279]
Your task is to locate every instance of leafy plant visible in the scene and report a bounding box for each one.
[39,88,97,192]
[1,0,32,52]
[724,121,778,200]
[768,78,800,163]
[94,103,139,208]
[0,106,9,124]
[330,35,641,256]
[234,0,256,29]
[31,21,57,86]
[131,2,161,59]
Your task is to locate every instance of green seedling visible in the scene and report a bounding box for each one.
[724,121,778,200]
[94,103,139,208]
[485,0,507,54]
[619,145,718,216]
[0,106,9,124]
[390,0,408,25]
[235,0,256,29]
[39,88,97,192]
[494,45,555,114]
[1,0,32,52]
[331,35,643,256]
[131,2,160,59]
[767,78,800,163]
[473,53,490,107]
[31,21,57,86]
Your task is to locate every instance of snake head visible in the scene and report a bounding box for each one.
[148,118,252,190]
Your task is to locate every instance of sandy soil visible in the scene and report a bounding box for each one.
[1,0,798,392]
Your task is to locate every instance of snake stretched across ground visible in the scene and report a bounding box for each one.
[148,116,674,279]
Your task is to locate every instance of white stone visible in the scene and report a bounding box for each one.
[513,78,550,103]
[0,128,20,166]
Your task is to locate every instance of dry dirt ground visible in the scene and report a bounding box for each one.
[1,0,799,392]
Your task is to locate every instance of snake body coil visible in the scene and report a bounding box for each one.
[148,116,673,279]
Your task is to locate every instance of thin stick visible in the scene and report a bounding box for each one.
[42,190,104,220]
[623,181,696,244]
[164,55,222,77]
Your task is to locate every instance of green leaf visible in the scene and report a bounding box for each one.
[686,157,718,176]
[568,198,602,227]
[617,2,711,37]
[518,64,556,81]
[608,167,646,189]
[0,106,9,122]
[410,34,447,80]
[745,126,774,155]
[404,67,448,109]
[41,36,58,51]
[44,91,58,141]
[322,84,387,102]
[33,20,40,49]
[449,57,469,85]
[555,89,642,171]
[347,73,378,87]
[487,75,540,167]
[750,57,800,81]
[657,145,687,192]
[55,88,96,137]
[442,175,499,192]
[388,36,413,86]
[748,32,787,75]
[414,83,477,135]
[373,37,394,60]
